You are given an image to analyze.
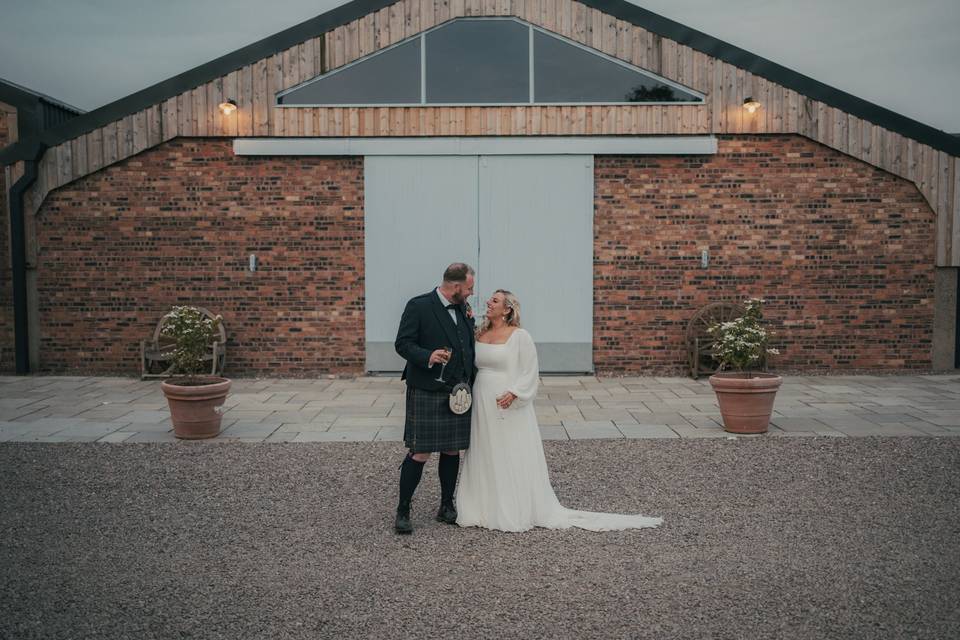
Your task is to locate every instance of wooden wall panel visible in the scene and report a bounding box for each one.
[237,66,253,137]
[373,7,390,55]
[391,1,407,42]
[69,137,83,181]
[268,53,284,136]
[101,121,118,167]
[132,109,148,154]
[190,86,205,137]
[161,97,178,141]
[922,143,936,206]
[220,72,238,137]
[933,150,947,264]
[282,49,299,135]
[330,25,345,69]
[832,106,847,155]
[937,152,952,265]
[252,59,269,136]
[952,158,960,265]
[845,115,860,162]
[345,14,360,65]
[38,149,53,198]
[57,143,72,187]
[357,15,375,57]
[118,114,134,158]
[86,128,103,174]
[175,93,189,137]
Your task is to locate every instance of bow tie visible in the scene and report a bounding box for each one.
[445,303,458,310]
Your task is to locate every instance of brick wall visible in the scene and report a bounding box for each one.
[594,135,935,374]
[36,138,365,375]
[0,110,13,372]
[34,134,934,376]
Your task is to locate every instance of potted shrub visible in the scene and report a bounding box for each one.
[706,298,781,434]
[158,306,231,439]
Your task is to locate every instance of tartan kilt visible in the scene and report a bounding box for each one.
[404,385,471,453]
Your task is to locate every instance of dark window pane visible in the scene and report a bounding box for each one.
[278,39,421,105]
[533,31,700,103]
[426,20,529,104]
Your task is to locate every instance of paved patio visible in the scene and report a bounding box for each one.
[1,373,958,443]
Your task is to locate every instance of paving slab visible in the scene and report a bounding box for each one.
[832,423,932,437]
[122,431,177,443]
[96,431,136,443]
[770,417,829,431]
[293,431,376,442]
[919,414,960,427]
[373,426,404,442]
[262,431,301,443]
[220,423,282,437]
[2,423,71,438]
[538,425,569,440]
[564,422,624,440]
[618,424,680,439]
[331,416,405,428]
[668,425,734,439]
[275,423,332,433]
[49,423,126,438]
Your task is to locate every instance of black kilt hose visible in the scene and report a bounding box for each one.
[395,290,477,454]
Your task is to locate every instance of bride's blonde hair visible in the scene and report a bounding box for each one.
[477,289,521,336]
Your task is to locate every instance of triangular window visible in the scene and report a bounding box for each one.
[278,18,703,106]
[278,38,421,105]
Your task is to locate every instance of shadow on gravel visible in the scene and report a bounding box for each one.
[1,438,959,639]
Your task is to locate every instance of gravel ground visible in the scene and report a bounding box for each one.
[1,438,958,640]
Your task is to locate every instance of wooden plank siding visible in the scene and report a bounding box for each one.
[22,0,960,265]
[953,157,960,265]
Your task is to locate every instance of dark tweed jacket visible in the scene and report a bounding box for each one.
[395,289,477,392]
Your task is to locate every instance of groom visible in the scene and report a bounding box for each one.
[393,263,476,534]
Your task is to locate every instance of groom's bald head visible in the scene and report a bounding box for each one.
[441,263,475,304]
[443,263,475,284]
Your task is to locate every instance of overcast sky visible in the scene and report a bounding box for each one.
[0,0,957,132]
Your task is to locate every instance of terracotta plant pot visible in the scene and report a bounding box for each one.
[160,377,231,439]
[709,372,782,434]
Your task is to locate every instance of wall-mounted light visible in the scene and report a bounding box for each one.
[743,97,762,114]
[219,99,238,116]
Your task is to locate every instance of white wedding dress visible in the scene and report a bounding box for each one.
[455,328,663,532]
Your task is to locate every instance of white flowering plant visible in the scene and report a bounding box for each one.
[706,298,780,373]
[159,306,223,377]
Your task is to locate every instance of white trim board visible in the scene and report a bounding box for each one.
[232,136,718,156]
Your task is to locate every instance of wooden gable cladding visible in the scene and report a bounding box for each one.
[24,0,960,266]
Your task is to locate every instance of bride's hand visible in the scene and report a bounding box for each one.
[496,392,517,409]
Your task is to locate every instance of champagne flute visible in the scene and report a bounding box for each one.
[435,347,453,383]
[496,393,506,421]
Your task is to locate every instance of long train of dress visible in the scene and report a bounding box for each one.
[455,329,662,532]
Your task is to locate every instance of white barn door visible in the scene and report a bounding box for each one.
[364,156,479,371]
[364,154,593,372]
[478,155,594,372]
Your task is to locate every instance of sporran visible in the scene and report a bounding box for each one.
[449,382,473,415]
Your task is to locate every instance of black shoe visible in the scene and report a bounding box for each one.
[435,502,457,525]
[395,502,413,535]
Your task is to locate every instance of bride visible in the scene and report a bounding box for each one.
[455,290,663,532]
